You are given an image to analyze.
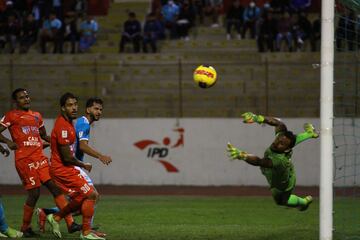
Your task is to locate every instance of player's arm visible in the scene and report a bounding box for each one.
[59,144,92,172]
[0,125,17,150]
[241,112,287,133]
[226,143,273,168]
[39,126,50,143]
[79,140,112,165]
[295,123,319,146]
[0,144,10,157]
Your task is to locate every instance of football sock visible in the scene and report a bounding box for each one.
[54,199,82,222]
[0,201,8,233]
[21,204,34,231]
[286,194,307,208]
[81,199,95,235]
[54,195,74,228]
[43,207,59,215]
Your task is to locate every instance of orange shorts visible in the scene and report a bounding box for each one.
[15,157,51,190]
[50,167,94,198]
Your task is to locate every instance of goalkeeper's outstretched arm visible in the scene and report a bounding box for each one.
[227,142,273,168]
[263,116,287,133]
[243,154,273,168]
[241,112,287,133]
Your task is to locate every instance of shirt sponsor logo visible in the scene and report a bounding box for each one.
[23,136,41,147]
[28,159,47,170]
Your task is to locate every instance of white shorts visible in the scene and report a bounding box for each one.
[75,166,94,186]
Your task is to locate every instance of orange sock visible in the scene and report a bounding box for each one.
[55,199,82,221]
[54,195,75,228]
[21,204,34,231]
[81,199,95,235]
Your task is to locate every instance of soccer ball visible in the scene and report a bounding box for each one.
[193,65,217,88]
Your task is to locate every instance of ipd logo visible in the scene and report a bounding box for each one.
[134,128,184,173]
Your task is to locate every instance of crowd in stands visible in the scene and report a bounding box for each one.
[2,0,356,54]
[0,0,98,54]
[120,0,322,53]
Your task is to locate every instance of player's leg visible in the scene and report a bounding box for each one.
[76,166,102,231]
[80,190,106,240]
[271,188,313,211]
[0,198,23,238]
[21,187,41,237]
[15,159,44,237]
[45,172,90,238]
[43,177,82,234]
[0,198,8,235]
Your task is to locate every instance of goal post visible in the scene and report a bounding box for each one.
[320,0,334,239]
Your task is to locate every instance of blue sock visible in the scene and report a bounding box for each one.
[43,207,60,215]
[0,200,9,233]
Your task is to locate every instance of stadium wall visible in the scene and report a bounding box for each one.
[0,118,324,186]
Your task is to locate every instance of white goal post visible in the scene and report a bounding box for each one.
[320,0,334,239]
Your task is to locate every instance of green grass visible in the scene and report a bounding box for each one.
[0,195,358,240]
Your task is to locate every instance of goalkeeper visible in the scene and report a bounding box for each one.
[227,112,319,211]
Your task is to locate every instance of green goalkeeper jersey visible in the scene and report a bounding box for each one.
[260,147,296,192]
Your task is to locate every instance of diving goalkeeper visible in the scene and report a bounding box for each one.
[227,112,319,211]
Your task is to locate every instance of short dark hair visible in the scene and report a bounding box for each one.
[129,12,136,18]
[86,97,103,108]
[60,92,78,107]
[12,88,26,100]
[283,131,296,149]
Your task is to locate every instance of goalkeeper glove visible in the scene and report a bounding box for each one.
[241,112,265,124]
[303,123,319,138]
[227,142,248,160]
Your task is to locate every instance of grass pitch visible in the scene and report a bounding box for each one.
[0,195,357,240]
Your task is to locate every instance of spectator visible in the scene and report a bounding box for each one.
[31,1,41,23]
[20,13,38,53]
[161,0,179,39]
[336,10,356,51]
[290,0,311,12]
[290,13,302,50]
[311,14,320,51]
[203,0,222,27]
[257,11,277,52]
[40,12,62,53]
[176,0,195,41]
[295,11,312,51]
[119,12,141,53]
[5,14,20,53]
[276,11,293,51]
[52,0,63,20]
[270,0,289,14]
[0,21,5,51]
[154,7,166,39]
[143,12,160,53]
[79,15,98,52]
[63,13,79,53]
[73,0,87,16]
[0,0,6,12]
[225,0,243,40]
[35,0,52,20]
[3,1,20,20]
[193,0,204,24]
[242,1,260,39]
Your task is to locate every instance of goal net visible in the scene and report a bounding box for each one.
[333,0,360,238]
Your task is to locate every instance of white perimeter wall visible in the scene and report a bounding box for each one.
[0,118,321,186]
